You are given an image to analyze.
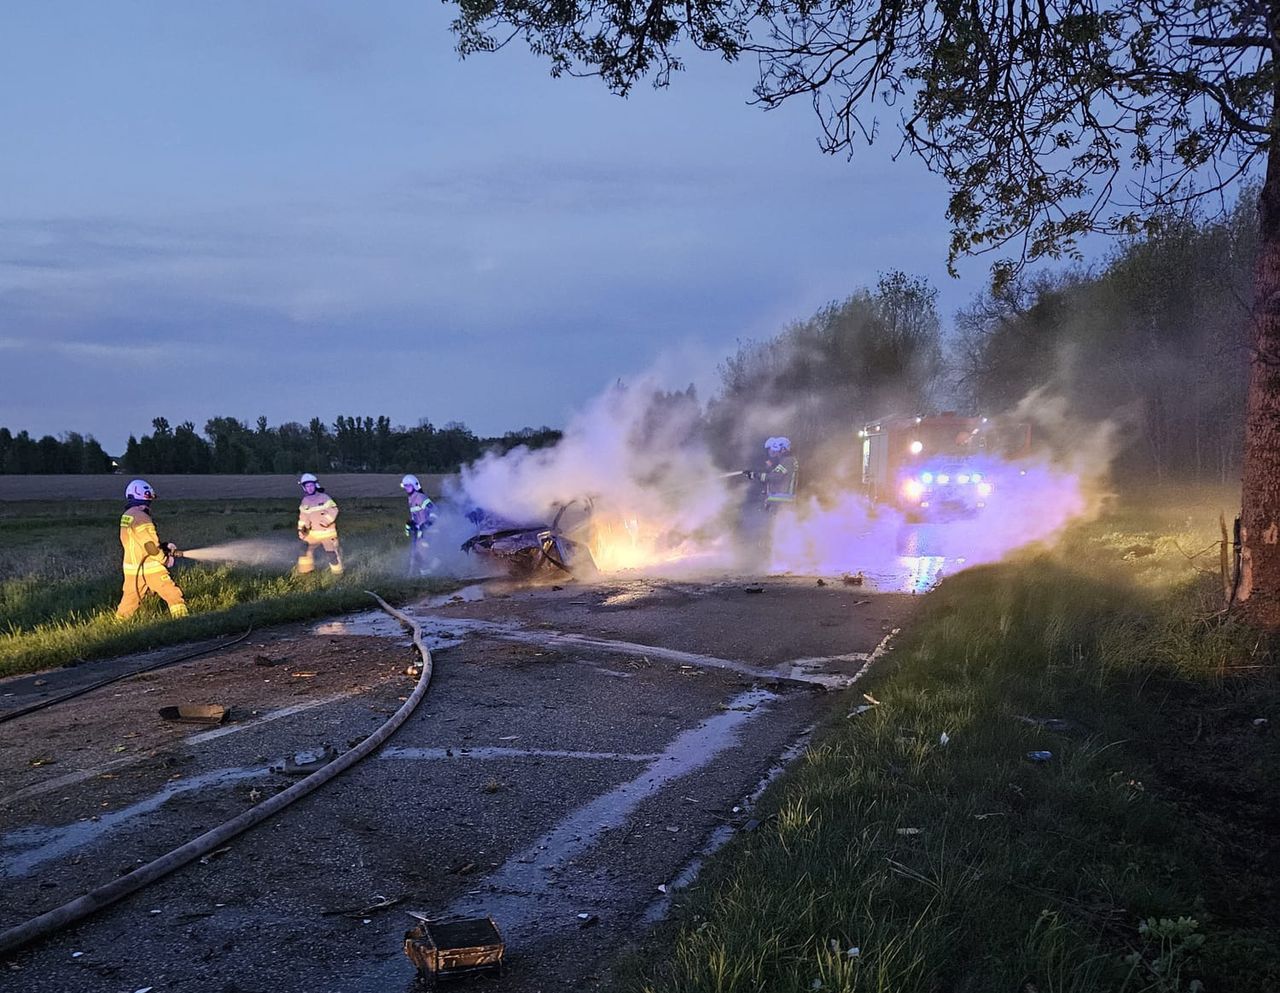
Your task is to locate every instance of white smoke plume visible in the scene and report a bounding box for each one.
[447,368,1120,591]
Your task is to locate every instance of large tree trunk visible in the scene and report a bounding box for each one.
[1238,131,1280,631]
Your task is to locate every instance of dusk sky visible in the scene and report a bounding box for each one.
[2,1,1094,454]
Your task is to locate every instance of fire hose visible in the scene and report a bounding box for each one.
[0,591,433,958]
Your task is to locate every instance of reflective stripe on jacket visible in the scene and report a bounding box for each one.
[120,508,169,574]
[406,491,436,531]
[298,492,339,540]
[764,455,799,503]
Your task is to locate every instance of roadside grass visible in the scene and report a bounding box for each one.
[625,491,1279,993]
[0,498,455,676]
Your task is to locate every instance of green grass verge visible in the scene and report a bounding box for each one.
[625,497,1279,993]
[0,498,455,676]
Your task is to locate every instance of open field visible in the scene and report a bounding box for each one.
[0,473,454,501]
[0,483,456,676]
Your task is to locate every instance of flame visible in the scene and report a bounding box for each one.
[586,514,694,572]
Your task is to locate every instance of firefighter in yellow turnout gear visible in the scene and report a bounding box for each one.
[116,479,188,620]
[296,473,343,575]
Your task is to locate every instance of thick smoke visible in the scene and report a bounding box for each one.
[449,371,1117,590]
[449,379,742,574]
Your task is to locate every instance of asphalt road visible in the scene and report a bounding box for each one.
[0,576,918,993]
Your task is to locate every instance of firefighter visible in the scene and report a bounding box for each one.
[116,479,188,620]
[296,472,343,575]
[401,474,437,575]
[748,437,799,510]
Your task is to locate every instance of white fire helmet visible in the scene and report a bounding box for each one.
[299,472,318,486]
[765,437,791,454]
[125,479,155,501]
[401,474,420,492]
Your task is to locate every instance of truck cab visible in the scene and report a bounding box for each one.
[861,413,1026,520]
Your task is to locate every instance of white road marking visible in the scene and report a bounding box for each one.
[380,746,661,762]
[412,615,875,688]
[2,689,369,805]
[185,689,367,744]
[446,687,780,936]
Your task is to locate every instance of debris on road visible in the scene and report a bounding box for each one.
[403,916,505,983]
[158,704,229,725]
[323,894,403,918]
[841,572,865,586]
[272,744,339,776]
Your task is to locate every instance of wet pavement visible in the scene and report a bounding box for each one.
[0,575,919,993]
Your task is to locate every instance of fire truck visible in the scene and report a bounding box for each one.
[860,413,1030,520]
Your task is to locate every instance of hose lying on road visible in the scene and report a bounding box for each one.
[0,592,433,958]
[0,628,255,725]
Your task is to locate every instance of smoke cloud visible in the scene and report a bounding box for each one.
[448,372,1117,591]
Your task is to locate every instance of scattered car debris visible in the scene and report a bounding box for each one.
[1026,750,1053,763]
[938,731,950,746]
[896,827,921,836]
[272,744,339,776]
[841,572,865,586]
[1253,718,1269,728]
[158,704,228,725]
[403,915,505,983]
[743,585,765,594]
[324,894,403,918]
[577,913,599,928]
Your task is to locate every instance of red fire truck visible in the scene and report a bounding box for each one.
[860,413,1030,520]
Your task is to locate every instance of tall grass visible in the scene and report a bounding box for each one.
[627,496,1279,993]
[0,498,453,675]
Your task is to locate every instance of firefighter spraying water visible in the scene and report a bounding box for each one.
[115,479,188,620]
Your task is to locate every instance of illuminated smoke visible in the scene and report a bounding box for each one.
[450,378,743,576]
[451,375,1116,591]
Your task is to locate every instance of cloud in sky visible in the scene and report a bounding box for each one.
[2,1,1019,453]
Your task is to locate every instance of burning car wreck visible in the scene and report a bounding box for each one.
[460,503,598,580]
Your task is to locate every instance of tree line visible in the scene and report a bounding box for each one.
[0,417,561,475]
[705,200,1253,487]
[0,429,113,474]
